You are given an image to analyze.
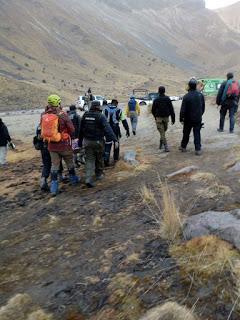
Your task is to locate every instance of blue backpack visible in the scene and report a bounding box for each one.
[128,99,137,112]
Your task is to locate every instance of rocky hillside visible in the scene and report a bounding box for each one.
[0,0,239,110]
[217,2,240,33]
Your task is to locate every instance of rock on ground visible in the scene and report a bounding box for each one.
[139,302,198,320]
[124,150,139,166]
[183,209,240,250]
[166,166,199,179]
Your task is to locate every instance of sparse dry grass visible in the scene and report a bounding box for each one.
[190,172,217,183]
[140,180,183,242]
[139,302,198,320]
[0,294,53,320]
[197,183,232,199]
[140,185,157,205]
[170,236,240,314]
[159,181,183,242]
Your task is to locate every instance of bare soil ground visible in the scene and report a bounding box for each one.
[1,102,240,319]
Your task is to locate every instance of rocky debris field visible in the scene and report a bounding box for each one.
[1,102,240,319]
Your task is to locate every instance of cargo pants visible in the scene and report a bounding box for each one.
[155,117,169,145]
[84,139,104,183]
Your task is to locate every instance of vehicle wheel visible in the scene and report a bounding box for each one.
[140,101,147,106]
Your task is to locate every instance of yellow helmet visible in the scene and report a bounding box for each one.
[47,94,61,107]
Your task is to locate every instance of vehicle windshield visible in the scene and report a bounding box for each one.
[149,93,159,100]
[95,96,103,100]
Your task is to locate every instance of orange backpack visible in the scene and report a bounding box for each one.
[41,113,62,142]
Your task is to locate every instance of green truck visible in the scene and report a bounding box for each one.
[198,78,225,96]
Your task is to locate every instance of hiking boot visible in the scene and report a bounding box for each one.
[40,177,49,192]
[86,179,95,188]
[230,130,234,134]
[164,144,170,152]
[50,180,59,196]
[179,146,187,152]
[217,128,224,132]
[195,150,202,156]
[159,140,164,150]
[96,173,105,181]
[133,130,136,136]
[69,175,80,185]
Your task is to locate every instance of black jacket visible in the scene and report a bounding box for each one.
[216,80,239,107]
[68,110,81,139]
[79,111,117,142]
[180,90,205,123]
[152,95,175,123]
[0,121,11,146]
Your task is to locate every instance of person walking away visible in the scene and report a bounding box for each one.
[125,95,140,135]
[179,78,205,156]
[103,99,130,166]
[68,104,82,166]
[41,95,79,196]
[79,101,117,188]
[0,118,12,166]
[216,72,240,133]
[151,86,175,152]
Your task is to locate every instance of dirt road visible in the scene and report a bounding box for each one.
[1,101,240,319]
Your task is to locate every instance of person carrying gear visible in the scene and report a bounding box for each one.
[41,94,80,196]
[125,95,140,135]
[34,119,65,191]
[216,72,240,133]
[179,78,205,156]
[151,86,175,152]
[103,99,130,166]
[79,100,117,188]
[0,118,12,166]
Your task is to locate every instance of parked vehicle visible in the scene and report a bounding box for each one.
[76,95,110,111]
[133,89,181,106]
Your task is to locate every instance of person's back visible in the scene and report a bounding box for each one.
[126,96,140,135]
[216,72,239,133]
[81,109,107,141]
[180,90,204,124]
[68,105,81,139]
[180,79,205,156]
[152,87,175,152]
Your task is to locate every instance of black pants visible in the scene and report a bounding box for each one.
[104,124,120,165]
[41,147,63,179]
[181,122,201,151]
[104,141,119,165]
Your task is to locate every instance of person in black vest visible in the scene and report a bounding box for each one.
[179,78,205,156]
[79,101,117,188]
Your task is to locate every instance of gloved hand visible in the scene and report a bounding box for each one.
[114,141,119,149]
[126,131,130,138]
[8,142,16,150]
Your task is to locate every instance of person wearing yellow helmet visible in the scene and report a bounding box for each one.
[40,95,80,196]
[47,94,61,107]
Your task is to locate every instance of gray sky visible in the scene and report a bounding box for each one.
[205,0,239,9]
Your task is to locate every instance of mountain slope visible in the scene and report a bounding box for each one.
[0,0,239,110]
[217,2,240,33]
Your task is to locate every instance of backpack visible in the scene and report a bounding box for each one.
[227,80,240,99]
[105,106,121,125]
[128,99,137,112]
[41,113,61,142]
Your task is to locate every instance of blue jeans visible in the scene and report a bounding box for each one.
[219,106,235,132]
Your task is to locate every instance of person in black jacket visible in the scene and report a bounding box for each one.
[79,100,117,188]
[179,79,205,156]
[216,72,239,133]
[0,118,11,166]
[152,86,175,152]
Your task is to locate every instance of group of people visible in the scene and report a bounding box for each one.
[34,94,140,196]
[152,73,239,155]
[1,73,239,197]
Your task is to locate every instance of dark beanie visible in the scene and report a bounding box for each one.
[227,72,234,80]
